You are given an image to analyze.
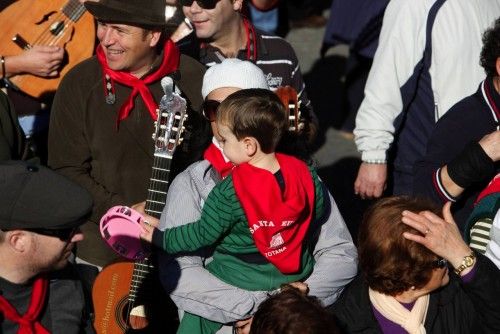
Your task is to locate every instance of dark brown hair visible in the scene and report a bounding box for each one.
[216,88,288,153]
[358,196,442,295]
[250,286,339,334]
[480,17,500,77]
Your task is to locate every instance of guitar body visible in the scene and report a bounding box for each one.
[0,0,95,98]
[92,261,177,334]
[93,262,134,334]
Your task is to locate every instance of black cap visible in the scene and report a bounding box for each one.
[0,161,92,230]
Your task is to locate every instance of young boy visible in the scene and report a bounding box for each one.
[140,88,325,333]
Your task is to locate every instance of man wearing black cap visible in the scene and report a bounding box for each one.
[0,160,93,333]
[48,0,208,267]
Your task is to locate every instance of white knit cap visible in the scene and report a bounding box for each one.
[202,58,269,99]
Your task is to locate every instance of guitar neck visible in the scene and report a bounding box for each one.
[145,155,173,219]
[62,0,86,22]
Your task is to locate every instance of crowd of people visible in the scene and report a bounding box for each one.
[0,0,499,333]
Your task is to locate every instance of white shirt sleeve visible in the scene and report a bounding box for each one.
[354,0,429,162]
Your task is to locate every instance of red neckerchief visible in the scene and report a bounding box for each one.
[200,18,257,62]
[0,276,49,334]
[243,18,257,61]
[232,153,314,274]
[203,143,234,177]
[96,40,180,125]
[476,173,500,204]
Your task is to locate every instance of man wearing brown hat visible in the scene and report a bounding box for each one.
[0,160,93,333]
[48,0,208,268]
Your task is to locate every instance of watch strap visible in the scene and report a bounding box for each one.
[454,252,476,275]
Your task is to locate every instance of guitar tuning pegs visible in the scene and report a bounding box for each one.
[151,133,155,139]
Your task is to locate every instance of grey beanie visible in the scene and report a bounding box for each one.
[202,59,269,99]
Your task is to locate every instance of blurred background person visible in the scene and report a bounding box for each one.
[414,19,500,228]
[353,0,500,198]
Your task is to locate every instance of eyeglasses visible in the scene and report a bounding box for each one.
[26,227,79,242]
[432,258,448,269]
[202,99,221,122]
[179,0,220,10]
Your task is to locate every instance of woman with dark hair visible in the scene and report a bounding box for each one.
[330,196,500,334]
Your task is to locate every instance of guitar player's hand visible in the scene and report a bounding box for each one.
[131,201,160,227]
[7,45,64,78]
[139,220,155,243]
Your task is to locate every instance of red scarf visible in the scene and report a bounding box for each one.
[204,143,234,178]
[232,154,315,273]
[0,277,49,334]
[476,173,500,204]
[96,40,180,125]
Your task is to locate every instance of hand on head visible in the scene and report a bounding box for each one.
[401,202,473,270]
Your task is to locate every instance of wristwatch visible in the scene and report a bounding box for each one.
[454,252,476,275]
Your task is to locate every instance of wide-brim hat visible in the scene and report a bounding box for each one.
[85,0,166,27]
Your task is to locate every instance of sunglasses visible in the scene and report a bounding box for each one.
[432,258,448,269]
[179,0,220,10]
[202,99,221,122]
[26,227,79,242]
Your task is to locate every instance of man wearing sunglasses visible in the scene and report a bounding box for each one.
[178,0,317,141]
[0,160,93,333]
[48,0,208,268]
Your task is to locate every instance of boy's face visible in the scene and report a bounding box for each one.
[216,122,250,165]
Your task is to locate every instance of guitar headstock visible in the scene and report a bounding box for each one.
[152,77,188,158]
[275,86,302,133]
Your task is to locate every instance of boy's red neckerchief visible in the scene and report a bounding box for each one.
[232,154,314,274]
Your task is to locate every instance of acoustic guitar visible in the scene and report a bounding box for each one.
[0,0,95,98]
[92,77,187,334]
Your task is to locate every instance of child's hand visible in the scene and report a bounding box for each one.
[140,220,156,243]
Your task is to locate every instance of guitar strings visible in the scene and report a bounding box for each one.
[33,1,84,46]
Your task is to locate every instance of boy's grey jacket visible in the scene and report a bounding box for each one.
[158,159,358,324]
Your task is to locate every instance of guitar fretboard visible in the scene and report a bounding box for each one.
[62,0,86,22]
[145,155,172,219]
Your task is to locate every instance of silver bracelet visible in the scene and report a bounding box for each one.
[363,159,387,164]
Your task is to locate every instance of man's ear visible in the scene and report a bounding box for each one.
[7,231,30,253]
[149,30,162,47]
[495,57,500,77]
[243,137,258,156]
